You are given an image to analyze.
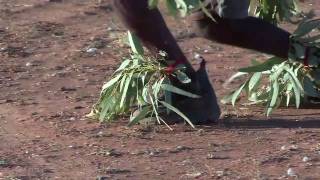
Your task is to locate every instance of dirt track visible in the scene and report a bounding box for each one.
[0,0,320,179]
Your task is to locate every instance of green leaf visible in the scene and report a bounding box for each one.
[291,43,305,59]
[175,0,188,16]
[294,19,320,38]
[153,77,165,106]
[163,78,172,114]
[127,31,144,55]
[176,71,192,84]
[199,1,216,22]
[128,106,151,126]
[160,101,195,128]
[224,72,248,87]
[286,83,294,106]
[251,59,261,65]
[166,0,178,16]
[148,0,159,9]
[161,84,200,98]
[102,73,122,91]
[142,86,150,103]
[300,34,320,43]
[266,62,287,115]
[119,75,127,92]
[304,76,320,97]
[99,93,114,121]
[116,59,131,72]
[141,72,148,86]
[248,72,262,92]
[288,75,302,108]
[120,72,133,108]
[149,93,160,124]
[221,91,235,104]
[284,66,304,91]
[231,82,248,106]
[249,0,259,16]
[239,57,283,72]
[267,80,279,116]
[86,109,98,119]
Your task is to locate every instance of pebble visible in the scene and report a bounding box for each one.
[207,153,215,159]
[105,149,122,157]
[97,131,104,136]
[197,129,205,136]
[302,156,310,162]
[148,150,160,157]
[216,171,224,177]
[186,172,202,178]
[86,47,98,53]
[289,145,298,151]
[194,53,201,59]
[26,62,33,67]
[105,167,130,174]
[287,168,296,177]
[169,146,192,153]
[178,159,192,166]
[281,145,299,151]
[96,176,111,180]
[130,150,144,156]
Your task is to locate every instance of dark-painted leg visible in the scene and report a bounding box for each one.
[113,0,221,123]
[113,0,194,73]
[191,13,291,58]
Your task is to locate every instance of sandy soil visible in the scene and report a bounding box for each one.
[0,0,320,179]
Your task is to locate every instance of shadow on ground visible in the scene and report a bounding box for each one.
[219,117,320,129]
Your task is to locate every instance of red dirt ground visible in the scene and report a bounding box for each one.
[0,0,320,179]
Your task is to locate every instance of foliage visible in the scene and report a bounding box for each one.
[88,31,200,128]
[148,0,301,24]
[148,0,201,17]
[249,0,301,24]
[222,19,320,115]
[91,0,315,123]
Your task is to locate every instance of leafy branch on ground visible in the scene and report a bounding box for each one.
[87,31,200,129]
[222,18,320,116]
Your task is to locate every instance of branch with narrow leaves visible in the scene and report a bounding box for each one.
[149,0,302,24]
[87,31,200,129]
[249,0,301,24]
[223,19,320,116]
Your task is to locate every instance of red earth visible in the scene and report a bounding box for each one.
[0,0,320,179]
